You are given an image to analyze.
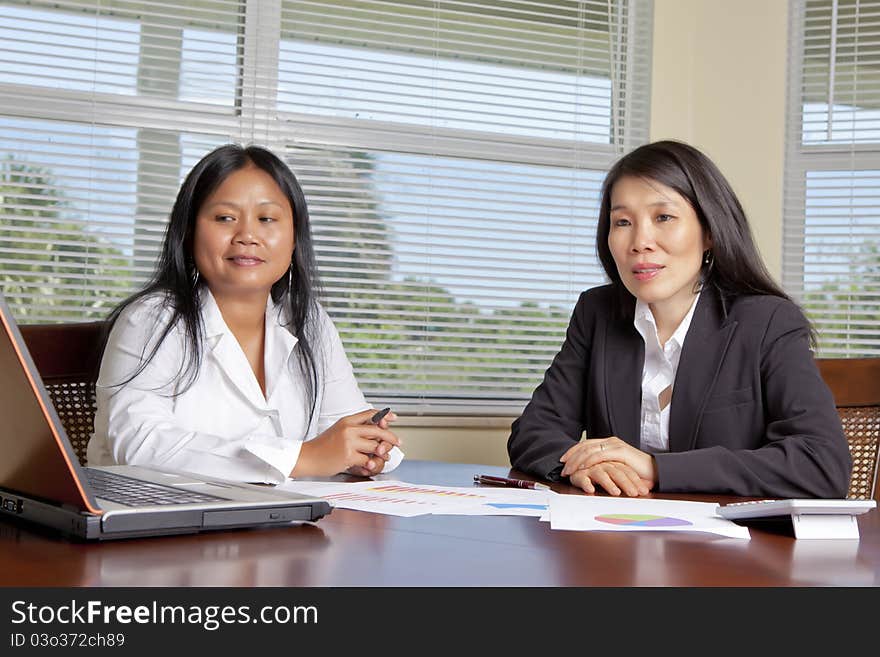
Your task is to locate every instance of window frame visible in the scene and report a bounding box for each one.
[783,0,880,358]
[0,0,654,413]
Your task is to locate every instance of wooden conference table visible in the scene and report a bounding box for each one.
[1,460,877,586]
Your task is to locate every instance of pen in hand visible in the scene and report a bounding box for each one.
[370,407,391,425]
[474,474,550,491]
[366,407,395,467]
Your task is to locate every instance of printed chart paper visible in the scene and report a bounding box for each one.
[279,480,552,517]
[548,494,750,539]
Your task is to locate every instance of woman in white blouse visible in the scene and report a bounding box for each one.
[507,140,851,499]
[88,144,403,484]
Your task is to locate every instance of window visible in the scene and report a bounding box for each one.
[784,0,880,357]
[278,0,653,411]
[0,0,652,412]
[0,0,242,322]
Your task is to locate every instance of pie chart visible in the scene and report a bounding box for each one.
[595,513,692,527]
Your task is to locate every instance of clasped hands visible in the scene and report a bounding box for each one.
[560,437,657,497]
[291,408,400,478]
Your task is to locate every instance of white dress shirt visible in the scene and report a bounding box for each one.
[87,289,403,484]
[632,293,700,454]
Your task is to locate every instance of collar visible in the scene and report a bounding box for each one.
[199,288,299,403]
[200,287,229,340]
[199,288,298,347]
[633,292,701,351]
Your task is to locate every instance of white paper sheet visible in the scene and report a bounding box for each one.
[548,494,750,539]
[279,480,553,517]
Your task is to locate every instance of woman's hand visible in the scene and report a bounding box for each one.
[569,462,650,496]
[291,409,401,477]
[560,437,658,491]
[346,410,399,477]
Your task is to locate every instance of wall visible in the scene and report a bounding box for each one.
[392,417,514,468]
[650,0,788,279]
[396,0,790,467]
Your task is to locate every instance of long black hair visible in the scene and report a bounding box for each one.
[596,140,802,323]
[103,144,321,417]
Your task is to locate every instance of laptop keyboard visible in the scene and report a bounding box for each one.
[85,468,226,507]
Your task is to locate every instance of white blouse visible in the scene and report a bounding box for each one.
[632,293,700,454]
[87,289,403,484]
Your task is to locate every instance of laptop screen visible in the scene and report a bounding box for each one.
[0,294,97,511]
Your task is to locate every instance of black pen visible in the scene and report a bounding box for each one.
[370,407,391,424]
[473,474,550,491]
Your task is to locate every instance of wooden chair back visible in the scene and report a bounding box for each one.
[816,358,880,500]
[19,322,106,466]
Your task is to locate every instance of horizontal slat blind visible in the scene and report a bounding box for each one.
[279,0,627,142]
[289,145,605,404]
[784,0,880,358]
[279,0,652,410]
[0,0,652,412]
[0,0,245,320]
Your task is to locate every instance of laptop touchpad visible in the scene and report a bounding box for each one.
[173,482,237,494]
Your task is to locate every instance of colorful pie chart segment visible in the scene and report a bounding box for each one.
[595,513,692,527]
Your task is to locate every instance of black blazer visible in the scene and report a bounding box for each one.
[508,284,852,498]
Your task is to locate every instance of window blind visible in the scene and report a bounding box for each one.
[0,0,652,413]
[0,0,248,320]
[784,0,880,357]
[279,0,653,411]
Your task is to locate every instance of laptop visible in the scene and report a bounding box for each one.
[0,293,331,540]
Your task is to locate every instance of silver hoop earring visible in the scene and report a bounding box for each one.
[288,265,293,290]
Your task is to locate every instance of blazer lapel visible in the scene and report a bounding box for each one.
[668,287,737,452]
[604,310,644,447]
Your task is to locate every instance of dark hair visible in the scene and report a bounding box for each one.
[104,144,321,418]
[596,140,811,339]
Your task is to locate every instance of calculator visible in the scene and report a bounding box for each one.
[717,498,876,520]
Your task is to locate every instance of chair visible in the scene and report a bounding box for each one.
[19,322,106,466]
[816,358,880,501]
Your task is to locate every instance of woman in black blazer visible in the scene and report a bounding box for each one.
[507,141,851,498]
